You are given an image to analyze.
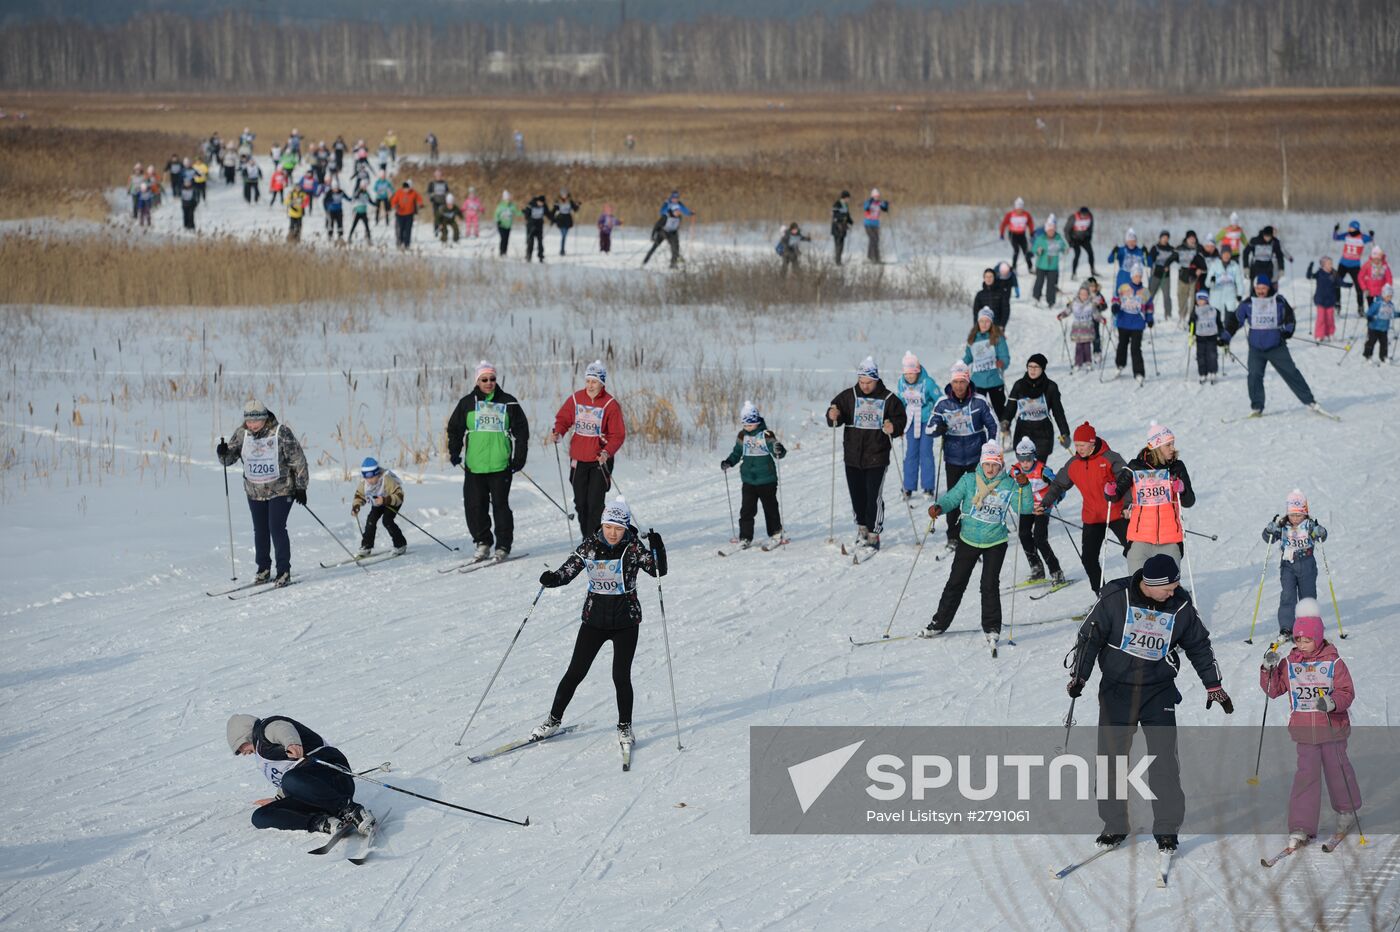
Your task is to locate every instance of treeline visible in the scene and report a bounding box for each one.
[2,0,1395,94]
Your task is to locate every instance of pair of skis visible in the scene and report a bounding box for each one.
[1221,405,1342,425]
[307,809,390,864]
[437,552,530,574]
[319,549,404,569]
[206,577,299,601]
[1052,837,1173,888]
[1261,827,1352,867]
[467,722,634,772]
[718,537,789,557]
[849,612,1084,648]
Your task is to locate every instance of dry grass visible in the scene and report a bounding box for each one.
[7,90,1400,222]
[0,233,454,307]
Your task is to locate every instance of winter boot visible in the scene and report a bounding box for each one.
[856,525,869,545]
[273,571,292,588]
[393,544,408,555]
[617,722,635,748]
[920,617,950,638]
[1154,833,1178,852]
[1051,569,1067,586]
[474,542,491,560]
[1026,561,1047,583]
[1287,830,1310,850]
[356,546,373,558]
[1336,811,1357,837]
[254,569,272,584]
[530,715,561,742]
[738,539,751,550]
[339,802,374,836]
[1095,830,1127,849]
[493,547,510,560]
[1135,374,1144,387]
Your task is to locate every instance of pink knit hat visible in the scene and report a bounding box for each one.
[1293,598,1324,642]
[475,360,497,381]
[902,351,920,375]
[1286,489,1308,514]
[979,441,1003,465]
[1146,422,1175,450]
[950,361,972,383]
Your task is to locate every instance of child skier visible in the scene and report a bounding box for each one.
[1010,437,1064,586]
[1262,490,1329,638]
[896,351,940,500]
[1258,602,1359,854]
[1306,257,1340,341]
[778,222,811,276]
[1058,286,1100,370]
[351,457,407,558]
[597,203,622,253]
[965,307,1011,429]
[463,186,482,238]
[1086,276,1108,359]
[1364,283,1395,364]
[438,194,463,244]
[1358,246,1392,311]
[719,401,787,548]
[531,497,667,757]
[1188,290,1223,383]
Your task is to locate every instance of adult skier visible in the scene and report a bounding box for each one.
[1032,217,1068,306]
[215,400,309,587]
[1206,244,1247,316]
[1244,226,1287,288]
[524,193,552,263]
[896,351,940,500]
[973,267,1011,330]
[549,361,626,538]
[446,361,530,561]
[1332,220,1373,309]
[826,356,906,551]
[1006,352,1070,463]
[999,197,1034,274]
[1107,229,1147,291]
[390,179,423,250]
[1066,205,1096,278]
[553,189,580,256]
[927,362,999,552]
[1220,275,1323,418]
[1107,422,1194,575]
[1036,421,1128,594]
[1174,231,1203,329]
[1145,230,1177,320]
[831,190,854,265]
[226,713,373,835]
[862,188,890,263]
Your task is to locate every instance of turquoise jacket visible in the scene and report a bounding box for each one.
[963,333,1010,390]
[894,367,940,439]
[936,465,1020,548]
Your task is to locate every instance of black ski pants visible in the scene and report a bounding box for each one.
[844,464,886,534]
[1081,517,1129,593]
[550,622,640,724]
[1096,681,1185,836]
[930,539,1007,633]
[1017,513,1061,575]
[571,459,612,539]
[361,504,406,550]
[739,482,782,541]
[250,747,354,831]
[465,470,514,552]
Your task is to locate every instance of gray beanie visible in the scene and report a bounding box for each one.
[242,399,269,419]
[227,714,256,754]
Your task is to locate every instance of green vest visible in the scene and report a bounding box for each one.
[464,392,512,474]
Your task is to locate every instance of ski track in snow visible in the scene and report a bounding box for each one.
[0,179,1397,929]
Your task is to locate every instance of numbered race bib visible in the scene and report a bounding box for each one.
[1251,296,1279,330]
[852,396,885,430]
[1282,523,1313,561]
[1287,660,1335,712]
[474,400,507,433]
[1194,311,1218,337]
[257,753,299,788]
[1342,239,1364,262]
[944,407,974,436]
[968,488,1012,527]
[363,475,385,502]
[970,341,998,374]
[574,403,605,438]
[242,431,281,485]
[1119,295,1144,319]
[741,435,770,458]
[1119,604,1176,661]
[584,558,627,595]
[1132,469,1172,508]
[1016,395,1048,421]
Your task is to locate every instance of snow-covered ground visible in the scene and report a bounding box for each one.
[1,178,1396,930]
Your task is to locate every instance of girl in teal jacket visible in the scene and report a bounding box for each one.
[897,351,941,498]
[719,401,787,547]
[964,308,1012,427]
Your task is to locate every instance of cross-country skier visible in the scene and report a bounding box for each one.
[1188,290,1223,384]
[596,203,622,253]
[644,203,686,268]
[1107,229,1147,291]
[1066,205,1096,277]
[1010,437,1063,586]
[553,189,580,256]
[226,713,373,835]
[1006,352,1070,462]
[863,188,890,263]
[896,351,940,500]
[446,361,529,561]
[927,361,999,552]
[826,356,906,551]
[1057,287,1101,371]
[1216,211,1245,258]
[1306,257,1340,342]
[529,497,667,756]
[1173,231,1203,326]
[1035,421,1128,594]
[352,457,407,557]
[524,193,551,262]
[1331,220,1373,306]
[1107,422,1193,575]
[999,197,1034,274]
[965,308,1011,428]
[973,268,1011,330]
[215,401,308,587]
[1244,226,1287,288]
[1364,283,1396,364]
[1358,246,1393,311]
[1205,243,1246,316]
[1110,270,1153,385]
[831,190,854,265]
[549,361,625,539]
[719,400,787,548]
[1262,490,1329,638]
[1068,553,1231,856]
[494,191,522,257]
[1145,229,1177,320]
[1220,274,1323,418]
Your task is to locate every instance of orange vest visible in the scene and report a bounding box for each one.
[1126,467,1182,544]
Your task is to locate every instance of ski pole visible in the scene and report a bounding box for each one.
[455,585,546,746]
[1051,504,1083,562]
[1324,712,1367,846]
[1290,335,1348,351]
[1245,545,1277,644]
[1225,345,1249,372]
[1007,490,1022,646]
[882,518,934,638]
[301,502,371,572]
[826,425,837,544]
[1056,696,1076,754]
[722,466,737,543]
[1319,543,1347,639]
[1335,338,1354,366]
[1147,322,1161,376]
[1182,333,1193,382]
[380,504,458,552]
[553,443,575,547]
[357,761,391,775]
[314,758,529,826]
[220,437,238,580]
[650,530,684,751]
[1247,642,1279,785]
[768,433,789,544]
[1056,507,1217,542]
[1059,318,1071,364]
[1176,500,1197,597]
[519,468,575,520]
[891,438,920,544]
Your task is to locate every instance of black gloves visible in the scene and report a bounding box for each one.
[1067,678,1085,698]
[1058,434,1070,450]
[293,489,307,506]
[216,440,229,458]
[450,453,461,468]
[539,570,561,588]
[647,530,668,577]
[1206,686,1234,715]
[1217,336,1229,347]
[720,460,731,471]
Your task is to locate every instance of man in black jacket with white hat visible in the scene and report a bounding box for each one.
[226,713,373,835]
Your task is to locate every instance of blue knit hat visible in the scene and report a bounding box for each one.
[856,356,879,380]
[584,360,607,385]
[740,400,761,425]
[360,456,381,478]
[1255,274,1272,287]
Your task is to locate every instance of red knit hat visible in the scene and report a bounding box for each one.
[1072,422,1096,443]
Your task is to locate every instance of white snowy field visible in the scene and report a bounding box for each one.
[1,184,1398,931]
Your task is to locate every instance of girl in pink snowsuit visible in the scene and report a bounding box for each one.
[463,187,482,238]
[1358,246,1393,307]
[1258,600,1360,848]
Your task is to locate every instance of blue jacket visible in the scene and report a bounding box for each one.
[963,333,1010,390]
[1308,263,1340,307]
[1111,282,1154,332]
[862,198,889,228]
[1107,244,1147,290]
[1225,294,1296,351]
[1366,297,1396,332]
[895,367,941,440]
[658,198,694,218]
[928,384,999,467]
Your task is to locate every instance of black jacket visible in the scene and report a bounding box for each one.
[544,527,663,630]
[974,285,1011,330]
[1243,234,1286,279]
[827,380,907,470]
[525,197,553,228]
[1072,572,1222,691]
[1147,240,1177,277]
[1006,372,1070,438]
[251,715,327,762]
[831,199,853,236]
[445,385,529,472]
[552,197,580,229]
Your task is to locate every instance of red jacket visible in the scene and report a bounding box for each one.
[390,188,423,216]
[999,209,1033,237]
[1042,437,1126,524]
[1358,259,1392,299]
[553,388,625,464]
[1260,640,1353,745]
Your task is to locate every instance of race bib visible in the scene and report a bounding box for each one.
[1073,216,1090,232]
[901,385,924,406]
[242,431,281,485]
[742,435,769,457]
[1119,295,1144,318]
[1009,214,1028,233]
[1251,297,1279,330]
[968,488,1012,527]
[257,753,299,788]
[944,407,974,436]
[1133,469,1172,507]
[1194,312,1218,337]
[584,558,627,594]
[1016,395,1048,421]
[1342,239,1364,262]
[362,475,385,502]
[1119,605,1176,661]
[1288,660,1335,712]
[574,403,605,438]
[1176,248,1196,265]
[1282,523,1312,561]
[970,341,998,373]
[474,400,507,433]
[852,396,886,430]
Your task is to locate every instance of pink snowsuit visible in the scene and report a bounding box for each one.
[1358,258,1393,302]
[463,195,482,237]
[1259,640,1360,837]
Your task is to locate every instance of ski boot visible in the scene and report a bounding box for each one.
[617,722,635,749]
[356,546,373,559]
[901,490,912,502]
[393,544,408,555]
[1095,830,1127,849]
[919,617,949,639]
[1154,834,1178,852]
[1287,830,1310,850]
[1026,562,1047,583]
[493,547,510,560]
[738,539,752,550]
[1135,374,1144,387]
[530,715,561,742]
[254,569,272,584]
[865,532,881,551]
[474,542,491,560]
[308,813,339,834]
[339,803,375,836]
[1050,569,1067,587]
[273,571,291,588]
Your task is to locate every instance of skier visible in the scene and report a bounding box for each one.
[596,203,621,254]
[1006,352,1070,462]
[1111,270,1153,385]
[179,176,198,231]
[463,186,482,238]
[1216,211,1245,258]
[373,171,393,226]
[351,457,407,557]
[1145,230,1177,320]
[778,222,811,276]
[1220,274,1323,418]
[643,203,685,268]
[1306,257,1340,342]
[895,351,940,500]
[1010,437,1063,585]
[1036,421,1128,594]
[1262,489,1328,638]
[973,268,1011,331]
[553,189,580,256]
[656,189,693,219]
[1206,244,1246,317]
[241,157,262,204]
[1363,283,1396,364]
[322,181,347,240]
[994,260,1021,308]
[390,180,423,250]
[286,187,307,243]
[529,496,667,755]
[215,400,309,587]
[1107,229,1147,292]
[862,188,890,263]
[549,361,625,539]
[1358,246,1393,311]
[826,356,906,551]
[1085,276,1108,360]
[437,194,463,244]
[427,169,451,237]
[494,191,522,257]
[922,441,1022,643]
[446,361,529,561]
[424,131,439,161]
[1068,553,1232,856]
[1174,231,1203,330]
[1107,422,1193,575]
[999,197,1034,274]
[1057,286,1101,371]
[927,361,999,552]
[1244,226,1287,288]
[227,713,372,835]
[522,194,551,263]
[1258,603,1359,855]
[831,190,854,265]
[1331,220,1373,308]
[1032,217,1068,306]
[719,400,787,548]
[1066,205,1096,277]
[348,186,372,243]
[1188,291,1223,384]
[964,308,1011,429]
